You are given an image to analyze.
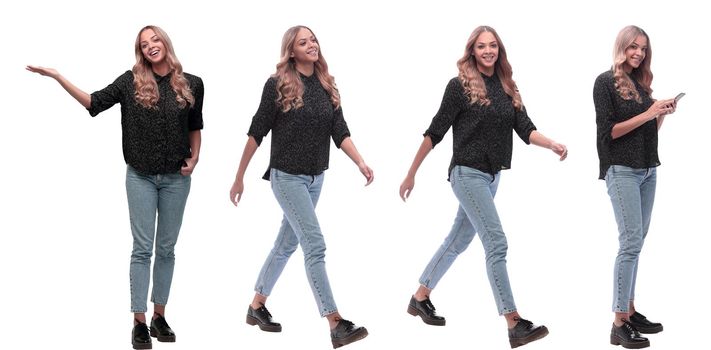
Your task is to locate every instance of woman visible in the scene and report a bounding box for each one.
[229,25,372,349]
[399,26,567,348]
[594,25,676,349]
[27,25,204,350]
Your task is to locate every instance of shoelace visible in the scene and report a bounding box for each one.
[423,299,437,312]
[259,306,273,318]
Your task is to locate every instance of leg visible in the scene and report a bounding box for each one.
[253,216,300,299]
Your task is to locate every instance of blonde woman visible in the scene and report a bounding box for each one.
[230,25,371,349]
[594,25,677,349]
[399,26,567,348]
[27,25,204,350]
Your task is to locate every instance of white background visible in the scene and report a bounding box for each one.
[2,0,709,349]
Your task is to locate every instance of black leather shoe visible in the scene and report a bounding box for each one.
[610,320,650,349]
[330,319,368,348]
[246,304,282,332]
[407,296,446,326]
[629,312,663,334]
[508,317,549,348]
[132,321,152,350]
[150,314,176,342]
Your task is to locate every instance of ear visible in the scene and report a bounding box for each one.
[290,52,295,57]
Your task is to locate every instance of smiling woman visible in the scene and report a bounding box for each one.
[26,25,204,350]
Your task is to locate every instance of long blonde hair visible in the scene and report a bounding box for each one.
[612,25,653,102]
[273,25,340,112]
[456,26,523,111]
[132,25,194,109]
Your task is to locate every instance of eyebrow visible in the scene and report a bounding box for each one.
[140,35,159,44]
[476,41,497,45]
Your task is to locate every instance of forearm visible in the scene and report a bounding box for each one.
[406,136,433,178]
[235,136,259,182]
[529,130,554,149]
[188,130,202,160]
[340,137,366,166]
[656,115,665,130]
[55,74,91,108]
[611,110,656,139]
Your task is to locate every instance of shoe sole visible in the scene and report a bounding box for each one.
[149,328,176,342]
[610,334,650,349]
[510,326,549,348]
[407,305,446,326]
[132,341,152,350]
[635,325,663,334]
[246,314,282,332]
[332,327,368,349]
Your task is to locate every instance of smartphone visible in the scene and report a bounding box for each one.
[674,92,686,103]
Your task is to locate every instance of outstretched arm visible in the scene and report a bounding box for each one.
[230,136,259,206]
[399,136,434,202]
[340,137,374,186]
[529,131,568,161]
[26,65,91,108]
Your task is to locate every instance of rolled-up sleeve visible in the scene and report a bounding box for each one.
[247,78,278,146]
[424,78,464,147]
[87,71,130,117]
[513,106,537,144]
[594,73,615,147]
[188,76,204,130]
[330,107,351,148]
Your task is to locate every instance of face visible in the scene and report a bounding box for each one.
[472,31,499,74]
[624,34,648,71]
[139,29,166,65]
[290,28,319,64]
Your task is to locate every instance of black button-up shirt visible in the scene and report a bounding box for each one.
[425,74,537,179]
[87,70,204,175]
[594,70,659,179]
[248,74,350,180]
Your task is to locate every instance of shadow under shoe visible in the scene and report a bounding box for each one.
[132,321,152,350]
[246,304,282,332]
[508,317,549,348]
[331,319,368,349]
[610,320,650,349]
[407,296,446,326]
[150,314,176,342]
[629,312,663,334]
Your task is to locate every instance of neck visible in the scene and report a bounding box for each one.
[152,62,171,77]
[622,62,634,74]
[477,64,495,77]
[295,62,315,76]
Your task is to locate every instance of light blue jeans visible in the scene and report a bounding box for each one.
[126,165,191,313]
[254,169,337,317]
[605,165,656,313]
[419,165,516,315]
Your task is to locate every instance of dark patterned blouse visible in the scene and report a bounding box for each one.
[87,70,204,175]
[248,73,350,180]
[425,73,537,179]
[594,70,658,180]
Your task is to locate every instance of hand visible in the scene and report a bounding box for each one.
[358,162,374,186]
[648,99,675,120]
[550,142,568,161]
[26,65,59,79]
[399,176,415,202]
[180,158,198,176]
[230,179,244,206]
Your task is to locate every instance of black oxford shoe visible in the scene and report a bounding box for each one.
[508,317,549,348]
[132,321,152,350]
[246,304,282,332]
[407,296,446,326]
[610,319,650,349]
[629,311,663,334]
[150,314,176,342]
[330,319,368,349]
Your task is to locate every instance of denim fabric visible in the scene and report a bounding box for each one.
[605,165,656,313]
[254,169,337,317]
[126,165,191,313]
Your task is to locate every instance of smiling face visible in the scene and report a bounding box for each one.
[139,28,166,65]
[290,27,319,65]
[623,34,648,72]
[472,31,499,76]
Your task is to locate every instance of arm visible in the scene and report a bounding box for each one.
[26,65,91,108]
[399,136,434,202]
[610,99,674,139]
[230,136,259,206]
[340,137,374,186]
[181,130,201,176]
[529,130,568,161]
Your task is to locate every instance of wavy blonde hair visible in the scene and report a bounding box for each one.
[456,26,523,111]
[273,25,340,112]
[132,25,194,109]
[612,25,653,102]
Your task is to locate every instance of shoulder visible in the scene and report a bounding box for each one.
[595,70,614,85]
[115,70,134,83]
[183,72,203,86]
